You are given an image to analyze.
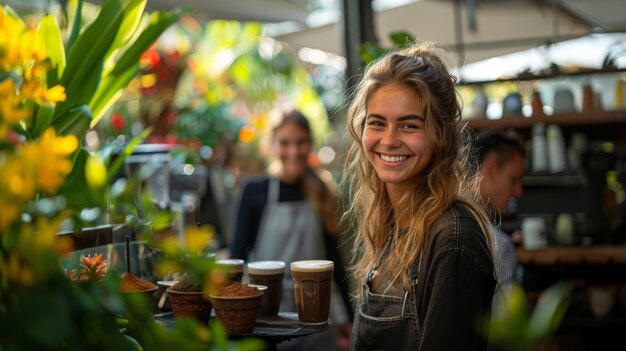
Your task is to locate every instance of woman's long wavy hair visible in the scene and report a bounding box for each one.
[342,42,494,295]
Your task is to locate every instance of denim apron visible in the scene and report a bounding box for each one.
[351,237,422,351]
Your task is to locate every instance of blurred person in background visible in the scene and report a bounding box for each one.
[473,129,526,292]
[229,107,353,350]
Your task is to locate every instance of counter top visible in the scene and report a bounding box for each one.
[516,246,626,265]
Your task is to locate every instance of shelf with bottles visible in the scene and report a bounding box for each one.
[465,110,626,130]
[458,70,626,131]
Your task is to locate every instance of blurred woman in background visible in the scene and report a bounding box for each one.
[230,107,353,350]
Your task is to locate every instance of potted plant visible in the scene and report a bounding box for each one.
[167,275,213,324]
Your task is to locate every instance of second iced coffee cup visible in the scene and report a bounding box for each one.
[215,259,245,283]
[247,260,285,316]
[290,260,333,325]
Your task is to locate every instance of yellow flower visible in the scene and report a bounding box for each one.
[0,155,37,200]
[6,29,47,67]
[20,79,45,101]
[0,7,28,70]
[85,154,106,188]
[155,260,183,277]
[0,254,34,287]
[195,325,212,342]
[33,214,69,250]
[184,224,214,254]
[0,78,14,96]
[160,236,182,257]
[0,198,20,233]
[0,79,29,125]
[0,94,29,124]
[0,150,37,232]
[44,85,66,105]
[20,127,78,193]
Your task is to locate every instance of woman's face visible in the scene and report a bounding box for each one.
[272,121,311,182]
[363,82,434,194]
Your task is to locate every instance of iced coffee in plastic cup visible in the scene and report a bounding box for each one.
[290,260,333,325]
[247,260,285,316]
[215,259,245,283]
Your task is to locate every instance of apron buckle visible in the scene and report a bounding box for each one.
[401,289,409,318]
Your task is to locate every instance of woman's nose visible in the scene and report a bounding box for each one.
[380,128,401,147]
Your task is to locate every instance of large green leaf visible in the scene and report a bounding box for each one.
[88,63,137,127]
[104,0,146,72]
[55,56,104,122]
[59,148,105,209]
[109,8,187,75]
[50,104,92,137]
[527,281,572,341]
[89,8,186,127]
[33,104,54,137]
[65,0,83,54]
[106,127,152,184]
[54,0,126,119]
[37,15,66,82]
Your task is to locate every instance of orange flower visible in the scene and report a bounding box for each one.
[67,253,109,283]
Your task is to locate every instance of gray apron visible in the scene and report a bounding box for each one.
[351,237,422,350]
[253,178,340,350]
[252,178,327,313]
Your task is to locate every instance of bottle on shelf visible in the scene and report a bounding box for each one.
[531,91,544,117]
[547,124,567,173]
[531,122,548,173]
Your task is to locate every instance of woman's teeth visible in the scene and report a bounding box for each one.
[380,154,408,163]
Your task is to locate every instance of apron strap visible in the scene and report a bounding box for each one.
[366,235,393,286]
[267,178,279,204]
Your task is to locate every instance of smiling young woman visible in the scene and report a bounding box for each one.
[342,42,497,350]
[362,82,434,210]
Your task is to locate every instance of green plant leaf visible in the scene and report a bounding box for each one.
[122,334,143,351]
[106,127,152,184]
[237,338,266,351]
[210,320,229,350]
[37,15,66,82]
[389,31,416,47]
[65,0,83,54]
[105,0,147,68]
[50,104,92,137]
[89,63,138,127]
[90,8,186,127]
[111,8,188,75]
[59,148,106,209]
[33,103,54,137]
[55,0,126,119]
[527,281,572,341]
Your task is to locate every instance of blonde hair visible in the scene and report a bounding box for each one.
[341,42,494,294]
[265,107,341,236]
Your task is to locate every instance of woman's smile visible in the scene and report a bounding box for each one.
[379,153,410,163]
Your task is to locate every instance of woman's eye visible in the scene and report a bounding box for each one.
[367,121,384,127]
[401,124,418,129]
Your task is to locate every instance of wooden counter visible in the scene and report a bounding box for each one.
[516,246,626,265]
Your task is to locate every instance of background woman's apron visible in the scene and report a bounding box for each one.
[252,178,342,350]
[252,178,326,312]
